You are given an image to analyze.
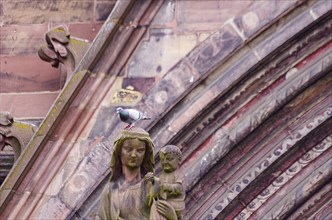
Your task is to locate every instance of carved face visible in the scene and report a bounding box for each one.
[120,138,146,170]
[160,152,180,173]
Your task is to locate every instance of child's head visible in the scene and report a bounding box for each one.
[159,145,182,173]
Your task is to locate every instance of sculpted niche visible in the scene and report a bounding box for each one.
[97,128,185,220]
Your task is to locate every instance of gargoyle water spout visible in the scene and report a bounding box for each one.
[38,25,90,88]
[0,112,37,161]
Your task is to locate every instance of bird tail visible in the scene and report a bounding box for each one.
[142,112,151,120]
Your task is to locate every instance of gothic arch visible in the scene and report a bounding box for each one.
[0,1,331,219]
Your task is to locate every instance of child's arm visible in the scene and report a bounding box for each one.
[161,171,185,197]
[161,181,184,196]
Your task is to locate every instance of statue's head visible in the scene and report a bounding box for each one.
[110,128,154,181]
[159,145,182,173]
[0,112,14,126]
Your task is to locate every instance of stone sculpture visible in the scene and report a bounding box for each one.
[38,25,90,87]
[146,145,185,220]
[97,128,180,220]
[0,112,37,161]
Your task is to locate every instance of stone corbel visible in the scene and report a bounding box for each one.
[0,112,37,161]
[38,25,91,88]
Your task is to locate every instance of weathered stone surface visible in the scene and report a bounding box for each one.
[143,59,198,116]
[1,0,94,25]
[176,0,252,32]
[234,0,301,38]
[168,51,257,153]
[287,183,332,220]
[0,92,59,118]
[56,140,112,208]
[0,2,3,17]
[96,1,116,21]
[255,9,314,59]
[151,0,175,25]
[184,143,245,218]
[233,137,332,219]
[0,23,102,56]
[150,47,258,150]
[188,24,243,76]
[0,55,61,93]
[311,0,332,18]
[88,105,122,139]
[36,196,72,220]
[0,24,49,55]
[196,80,332,220]
[128,29,197,77]
[214,51,258,94]
[111,89,143,106]
[122,77,155,93]
[61,23,103,42]
[184,44,330,218]
[258,155,331,219]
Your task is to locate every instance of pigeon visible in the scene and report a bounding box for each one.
[116,107,151,129]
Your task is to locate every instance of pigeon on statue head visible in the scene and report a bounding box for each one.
[116,107,151,129]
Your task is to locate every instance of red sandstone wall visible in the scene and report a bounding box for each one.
[0,0,116,119]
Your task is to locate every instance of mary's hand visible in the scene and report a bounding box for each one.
[144,172,154,182]
[156,200,178,220]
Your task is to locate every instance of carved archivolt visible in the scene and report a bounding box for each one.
[235,135,332,220]
[201,106,332,220]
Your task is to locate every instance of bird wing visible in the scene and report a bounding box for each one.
[126,109,142,121]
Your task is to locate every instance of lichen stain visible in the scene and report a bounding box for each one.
[111,89,142,106]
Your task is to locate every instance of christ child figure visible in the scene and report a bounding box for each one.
[148,145,185,220]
